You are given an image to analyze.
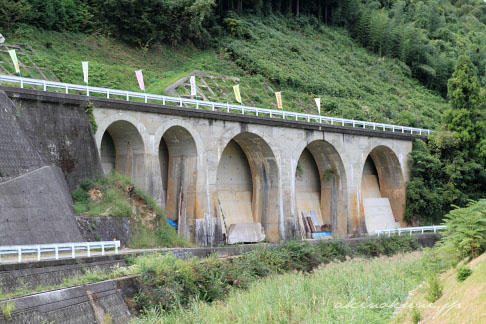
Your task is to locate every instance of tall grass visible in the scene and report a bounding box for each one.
[133,252,427,324]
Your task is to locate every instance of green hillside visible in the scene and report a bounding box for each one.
[2,16,446,129]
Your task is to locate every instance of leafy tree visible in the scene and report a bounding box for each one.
[0,0,32,30]
[441,199,486,259]
[406,55,486,225]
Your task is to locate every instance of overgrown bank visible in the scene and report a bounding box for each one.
[131,237,421,315]
[72,171,190,248]
[133,252,429,324]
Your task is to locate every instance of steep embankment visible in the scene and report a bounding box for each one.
[389,253,486,324]
[2,17,447,129]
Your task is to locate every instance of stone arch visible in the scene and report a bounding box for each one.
[158,126,198,241]
[295,140,347,237]
[216,132,280,243]
[360,145,406,233]
[100,120,145,188]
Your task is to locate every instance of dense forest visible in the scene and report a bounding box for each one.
[2,0,486,95]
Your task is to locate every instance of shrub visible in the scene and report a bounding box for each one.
[316,241,352,262]
[411,304,421,324]
[425,273,443,302]
[456,265,472,282]
[356,239,385,258]
[0,301,15,320]
[279,240,323,272]
[441,200,486,259]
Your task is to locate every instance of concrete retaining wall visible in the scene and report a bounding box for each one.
[0,90,102,190]
[0,166,84,245]
[76,216,131,248]
[0,91,43,180]
[0,254,128,293]
[0,278,134,324]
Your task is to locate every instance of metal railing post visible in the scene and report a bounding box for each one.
[55,246,59,260]
[37,246,41,261]
[72,244,75,259]
[101,242,105,256]
[87,244,90,257]
[18,247,22,262]
[115,243,118,254]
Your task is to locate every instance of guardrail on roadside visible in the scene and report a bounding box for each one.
[0,74,432,136]
[0,241,120,263]
[376,225,446,237]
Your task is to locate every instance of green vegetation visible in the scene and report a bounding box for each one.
[0,301,15,320]
[133,252,428,324]
[133,237,419,313]
[456,265,473,281]
[425,273,443,302]
[72,171,190,248]
[411,305,422,324]
[441,199,486,259]
[389,251,486,324]
[1,18,446,128]
[405,56,486,224]
[220,15,445,127]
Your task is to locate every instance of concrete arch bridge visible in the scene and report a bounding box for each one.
[92,99,419,245]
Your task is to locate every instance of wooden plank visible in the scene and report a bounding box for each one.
[306,216,316,233]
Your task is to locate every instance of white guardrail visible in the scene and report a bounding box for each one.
[376,225,447,237]
[0,74,432,136]
[0,241,120,263]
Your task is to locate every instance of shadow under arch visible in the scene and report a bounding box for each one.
[159,126,198,241]
[295,140,347,237]
[360,145,406,233]
[100,120,145,188]
[216,132,280,242]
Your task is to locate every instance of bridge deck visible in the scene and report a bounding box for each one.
[1,85,427,141]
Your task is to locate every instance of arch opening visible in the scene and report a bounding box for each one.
[100,131,116,175]
[158,126,198,241]
[295,141,347,238]
[360,146,405,234]
[100,120,145,188]
[216,133,280,243]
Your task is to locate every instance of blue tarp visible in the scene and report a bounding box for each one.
[312,232,332,238]
[167,218,178,229]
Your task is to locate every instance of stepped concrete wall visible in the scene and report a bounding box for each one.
[0,254,128,293]
[0,278,135,324]
[0,166,84,245]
